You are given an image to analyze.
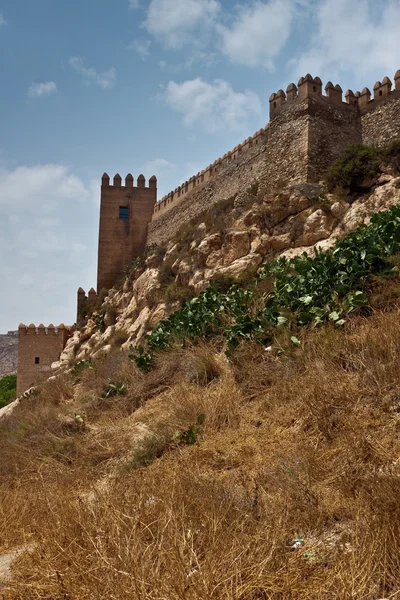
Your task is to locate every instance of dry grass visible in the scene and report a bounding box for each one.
[2,309,400,598]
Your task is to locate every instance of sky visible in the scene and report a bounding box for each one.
[0,0,399,333]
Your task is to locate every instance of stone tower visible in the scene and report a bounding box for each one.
[17,324,73,396]
[97,173,157,292]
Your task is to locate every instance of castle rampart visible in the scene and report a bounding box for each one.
[152,127,268,221]
[17,323,74,395]
[81,70,400,294]
[149,71,400,242]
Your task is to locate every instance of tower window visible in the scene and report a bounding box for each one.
[35,357,40,364]
[119,206,129,220]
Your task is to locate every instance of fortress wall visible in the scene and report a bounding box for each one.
[306,97,361,182]
[262,99,310,191]
[17,324,73,396]
[362,95,400,147]
[147,142,268,246]
[152,128,267,221]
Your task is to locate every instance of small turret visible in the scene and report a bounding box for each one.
[102,173,110,187]
[137,174,145,188]
[149,175,157,190]
[113,173,122,187]
[373,77,392,100]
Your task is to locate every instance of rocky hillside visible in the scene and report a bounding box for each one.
[0,332,17,378]
[59,162,400,370]
[3,145,400,599]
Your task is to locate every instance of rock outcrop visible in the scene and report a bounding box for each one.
[0,331,18,378]
[58,175,400,371]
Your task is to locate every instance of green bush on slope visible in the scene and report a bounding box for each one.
[0,374,17,408]
[133,203,400,369]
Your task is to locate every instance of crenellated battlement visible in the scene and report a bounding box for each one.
[269,70,400,120]
[18,323,75,336]
[101,173,157,190]
[152,126,268,220]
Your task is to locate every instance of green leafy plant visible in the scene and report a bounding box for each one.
[173,414,205,446]
[102,381,127,399]
[131,203,400,370]
[0,374,17,408]
[326,144,382,192]
[72,359,93,377]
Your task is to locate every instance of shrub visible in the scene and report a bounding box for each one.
[0,374,17,407]
[164,282,193,305]
[326,144,382,192]
[132,202,400,369]
[128,435,168,469]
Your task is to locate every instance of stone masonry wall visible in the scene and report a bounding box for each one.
[307,97,361,182]
[262,100,309,191]
[147,143,268,246]
[362,96,400,147]
[17,324,72,396]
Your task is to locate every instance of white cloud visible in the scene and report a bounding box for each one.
[144,0,220,49]
[28,81,58,98]
[130,39,151,60]
[219,0,295,69]
[129,0,140,8]
[164,78,262,133]
[0,164,98,332]
[0,12,6,26]
[142,158,176,175]
[290,0,400,80]
[69,57,117,89]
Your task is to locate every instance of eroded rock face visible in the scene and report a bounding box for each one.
[302,209,333,245]
[223,231,250,265]
[133,269,161,310]
[58,178,400,367]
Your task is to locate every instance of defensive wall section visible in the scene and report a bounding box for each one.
[17,324,74,396]
[77,70,400,297]
[147,71,400,246]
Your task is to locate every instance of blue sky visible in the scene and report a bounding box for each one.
[0,0,399,333]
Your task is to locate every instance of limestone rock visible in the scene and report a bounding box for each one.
[80,320,96,343]
[149,303,168,326]
[197,233,222,266]
[214,253,263,279]
[128,306,152,343]
[59,331,81,363]
[176,260,193,287]
[269,233,292,251]
[146,253,162,268]
[133,269,161,309]
[250,233,270,254]
[223,231,250,265]
[330,201,349,219]
[263,188,313,228]
[92,344,112,360]
[302,209,332,245]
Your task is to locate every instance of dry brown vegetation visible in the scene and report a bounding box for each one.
[2,302,400,598]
